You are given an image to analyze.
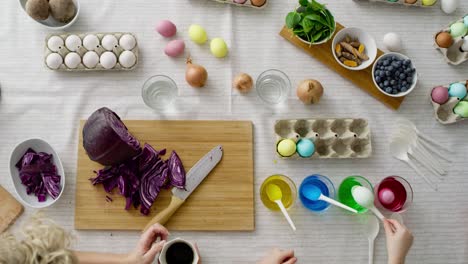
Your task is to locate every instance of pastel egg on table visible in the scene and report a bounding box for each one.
[448,83,467,99]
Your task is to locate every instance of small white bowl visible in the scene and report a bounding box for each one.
[9,138,65,208]
[18,0,80,30]
[372,52,418,98]
[332,27,377,71]
[159,238,200,264]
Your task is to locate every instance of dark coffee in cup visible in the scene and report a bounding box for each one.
[165,241,195,264]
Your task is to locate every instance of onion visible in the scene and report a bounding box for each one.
[296,79,324,104]
[185,57,208,88]
[233,73,253,93]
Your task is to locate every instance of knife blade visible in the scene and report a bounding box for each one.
[143,145,223,230]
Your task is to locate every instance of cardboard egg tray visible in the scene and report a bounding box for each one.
[44,32,138,71]
[431,81,468,124]
[434,15,468,66]
[355,0,438,7]
[212,0,267,9]
[275,119,372,159]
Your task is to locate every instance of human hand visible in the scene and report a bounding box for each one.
[384,219,413,264]
[257,248,297,264]
[125,223,169,264]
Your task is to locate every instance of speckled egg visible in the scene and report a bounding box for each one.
[47,36,64,52]
[431,86,449,104]
[454,101,468,118]
[65,35,81,51]
[450,22,467,38]
[83,35,100,51]
[83,51,99,68]
[119,50,136,68]
[100,51,117,69]
[296,139,315,158]
[449,83,467,99]
[46,53,63,69]
[277,139,296,157]
[119,34,136,50]
[435,32,453,48]
[64,52,81,69]
[101,35,118,51]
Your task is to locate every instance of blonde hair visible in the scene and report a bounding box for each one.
[0,214,77,264]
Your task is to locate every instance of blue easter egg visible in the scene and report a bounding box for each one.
[464,16,468,27]
[448,83,467,99]
[297,138,315,158]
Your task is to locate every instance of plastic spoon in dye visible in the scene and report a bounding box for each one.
[266,184,296,231]
[351,186,385,221]
[302,184,358,214]
[361,214,379,264]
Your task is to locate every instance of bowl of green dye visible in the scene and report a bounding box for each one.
[338,175,373,214]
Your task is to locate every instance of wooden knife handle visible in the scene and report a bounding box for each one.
[143,195,184,231]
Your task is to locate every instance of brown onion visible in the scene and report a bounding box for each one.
[296,79,324,104]
[185,57,208,88]
[233,73,253,93]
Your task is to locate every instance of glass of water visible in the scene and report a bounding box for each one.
[256,69,291,105]
[142,75,177,111]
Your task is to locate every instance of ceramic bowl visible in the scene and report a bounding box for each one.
[332,27,377,71]
[159,238,200,264]
[18,0,80,30]
[372,52,418,98]
[9,138,65,208]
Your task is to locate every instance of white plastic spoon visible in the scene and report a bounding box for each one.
[362,214,379,264]
[351,186,385,221]
[397,119,453,153]
[302,184,358,214]
[266,184,296,231]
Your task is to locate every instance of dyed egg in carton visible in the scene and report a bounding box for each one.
[355,0,438,7]
[274,119,372,159]
[431,81,468,124]
[211,0,267,9]
[44,32,138,71]
[434,15,468,65]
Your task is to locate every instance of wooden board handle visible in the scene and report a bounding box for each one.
[143,195,184,231]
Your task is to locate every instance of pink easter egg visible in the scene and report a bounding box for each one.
[378,188,395,205]
[156,20,177,38]
[164,39,185,57]
[431,86,449,105]
[233,0,248,3]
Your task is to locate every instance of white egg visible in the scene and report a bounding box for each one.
[65,35,82,51]
[83,35,100,51]
[441,0,459,14]
[119,34,136,50]
[64,52,81,69]
[83,51,99,68]
[119,50,137,68]
[46,53,63,69]
[47,36,64,52]
[461,38,468,52]
[102,35,118,51]
[100,52,117,69]
[383,32,402,52]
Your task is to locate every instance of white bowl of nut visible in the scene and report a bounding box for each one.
[19,0,80,30]
[332,27,377,71]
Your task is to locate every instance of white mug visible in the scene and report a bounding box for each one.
[159,238,199,264]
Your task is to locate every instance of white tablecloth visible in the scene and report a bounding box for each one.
[1,0,468,263]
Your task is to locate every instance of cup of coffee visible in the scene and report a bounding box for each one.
[159,238,199,264]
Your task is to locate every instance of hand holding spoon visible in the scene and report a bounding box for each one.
[351,186,385,221]
[302,184,358,214]
[266,184,296,231]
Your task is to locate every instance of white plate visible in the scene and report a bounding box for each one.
[9,138,65,208]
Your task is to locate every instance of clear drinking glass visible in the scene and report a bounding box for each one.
[142,75,177,111]
[256,69,291,105]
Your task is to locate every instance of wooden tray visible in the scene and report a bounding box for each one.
[280,24,405,110]
[75,120,254,231]
[0,185,23,233]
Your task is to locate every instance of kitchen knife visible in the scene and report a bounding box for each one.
[143,145,223,231]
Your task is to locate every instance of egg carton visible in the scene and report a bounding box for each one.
[354,0,438,7]
[44,32,138,71]
[434,15,468,66]
[211,0,267,9]
[431,81,468,124]
[275,119,372,159]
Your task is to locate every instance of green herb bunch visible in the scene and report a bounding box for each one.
[285,0,336,44]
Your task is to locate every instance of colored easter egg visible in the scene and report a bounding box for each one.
[448,83,467,99]
[297,139,315,158]
[422,0,437,5]
[454,101,468,118]
[210,38,228,58]
[431,86,449,104]
[156,20,177,38]
[277,139,296,157]
[464,16,468,27]
[450,22,468,38]
[164,39,185,57]
[189,24,208,44]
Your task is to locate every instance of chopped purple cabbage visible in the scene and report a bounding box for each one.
[168,151,186,189]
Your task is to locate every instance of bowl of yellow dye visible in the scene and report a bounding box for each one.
[260,174,297,211]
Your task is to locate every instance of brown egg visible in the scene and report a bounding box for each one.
[405,0,418,4]
[436,32,454,48]
[251,0,266,7]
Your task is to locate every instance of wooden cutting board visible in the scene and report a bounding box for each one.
[0,185,23,233]
[75,120,254,231]
[280,24,405,110]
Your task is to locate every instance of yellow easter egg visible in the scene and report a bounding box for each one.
[422,0,437,6]
[277,139,296,157]
[210,38,228,58]
[189,24,207,44]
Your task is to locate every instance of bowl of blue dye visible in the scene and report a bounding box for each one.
[299,174,335,213]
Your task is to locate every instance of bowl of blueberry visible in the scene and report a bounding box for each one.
[372,52,418,97]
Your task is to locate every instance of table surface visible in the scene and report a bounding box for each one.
[1,1,467,263]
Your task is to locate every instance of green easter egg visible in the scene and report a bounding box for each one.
[450,22,468,38]
[454,101,468,118]
[189,24,207,44]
